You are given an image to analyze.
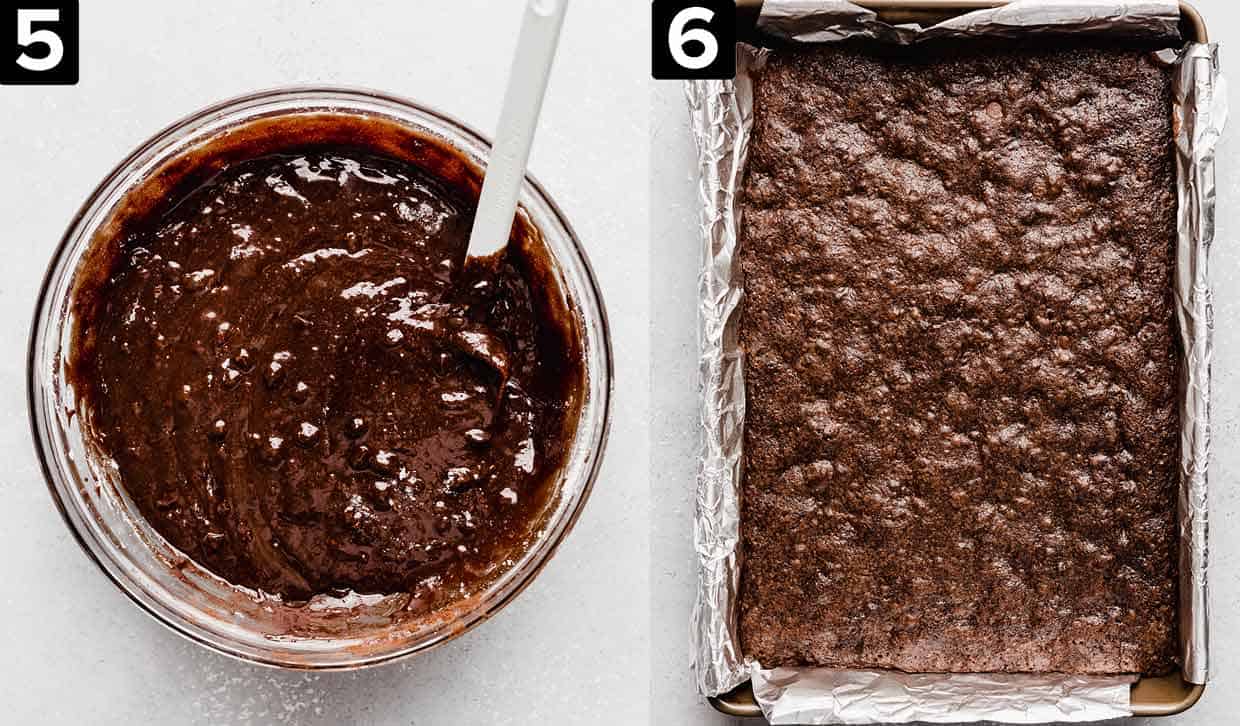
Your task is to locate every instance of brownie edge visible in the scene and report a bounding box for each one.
[737,46,1180,675]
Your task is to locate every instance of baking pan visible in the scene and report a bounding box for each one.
[710,0,1208,719]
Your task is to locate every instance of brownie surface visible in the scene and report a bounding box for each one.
[738,46,1179,674]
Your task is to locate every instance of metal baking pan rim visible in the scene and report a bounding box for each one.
[711,0,1209,719]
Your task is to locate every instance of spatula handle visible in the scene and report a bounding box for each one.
[467,0,570,258]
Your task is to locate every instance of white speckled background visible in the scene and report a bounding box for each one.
[1,1,648,724]
[651,1,1239,724]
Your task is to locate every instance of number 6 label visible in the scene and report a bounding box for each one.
[3,2,79,85]
[652,0,736,80]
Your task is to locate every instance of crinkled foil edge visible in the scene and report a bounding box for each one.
[687,44,767,698]
[687,0,1220,721]
[757,0,1180,44]
[1163,41,1226,684]
[751,669,1135,725]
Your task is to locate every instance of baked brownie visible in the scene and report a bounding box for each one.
[738,46,1179,674]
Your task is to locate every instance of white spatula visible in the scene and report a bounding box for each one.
[466,0,569,259]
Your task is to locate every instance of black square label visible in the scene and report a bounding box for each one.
[652,0,735,80]
[2,1,78,85]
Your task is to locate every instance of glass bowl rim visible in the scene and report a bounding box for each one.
[26,84,614,670]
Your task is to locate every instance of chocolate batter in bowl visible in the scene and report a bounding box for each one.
[29,88,611,668]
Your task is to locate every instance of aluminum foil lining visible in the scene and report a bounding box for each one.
[1162,40,1226,687]
[687,0,1224,722]
[751,669,1135,725]
[758,0,1180,44]
[688,46,763,699]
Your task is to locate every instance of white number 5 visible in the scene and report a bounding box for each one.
[668,7,718,71]
[16,8,65,72]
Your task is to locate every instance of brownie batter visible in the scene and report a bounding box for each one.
[738,46,1179,674]
[70,147,582,605]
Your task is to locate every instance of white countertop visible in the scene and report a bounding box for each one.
[3,0,1238,724]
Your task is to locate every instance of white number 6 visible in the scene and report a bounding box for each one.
[16,8,65,72]
[668,7,718,71]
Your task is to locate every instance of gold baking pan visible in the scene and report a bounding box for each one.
[711,0,1208,719]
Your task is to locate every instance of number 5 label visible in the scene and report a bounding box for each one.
[652,0,736,80]
[3,2,79,85]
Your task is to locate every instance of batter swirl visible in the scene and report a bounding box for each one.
[70,149,581,605]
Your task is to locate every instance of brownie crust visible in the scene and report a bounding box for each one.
[738,46,1180,675]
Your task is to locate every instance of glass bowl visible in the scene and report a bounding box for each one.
[28,87,612,669]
